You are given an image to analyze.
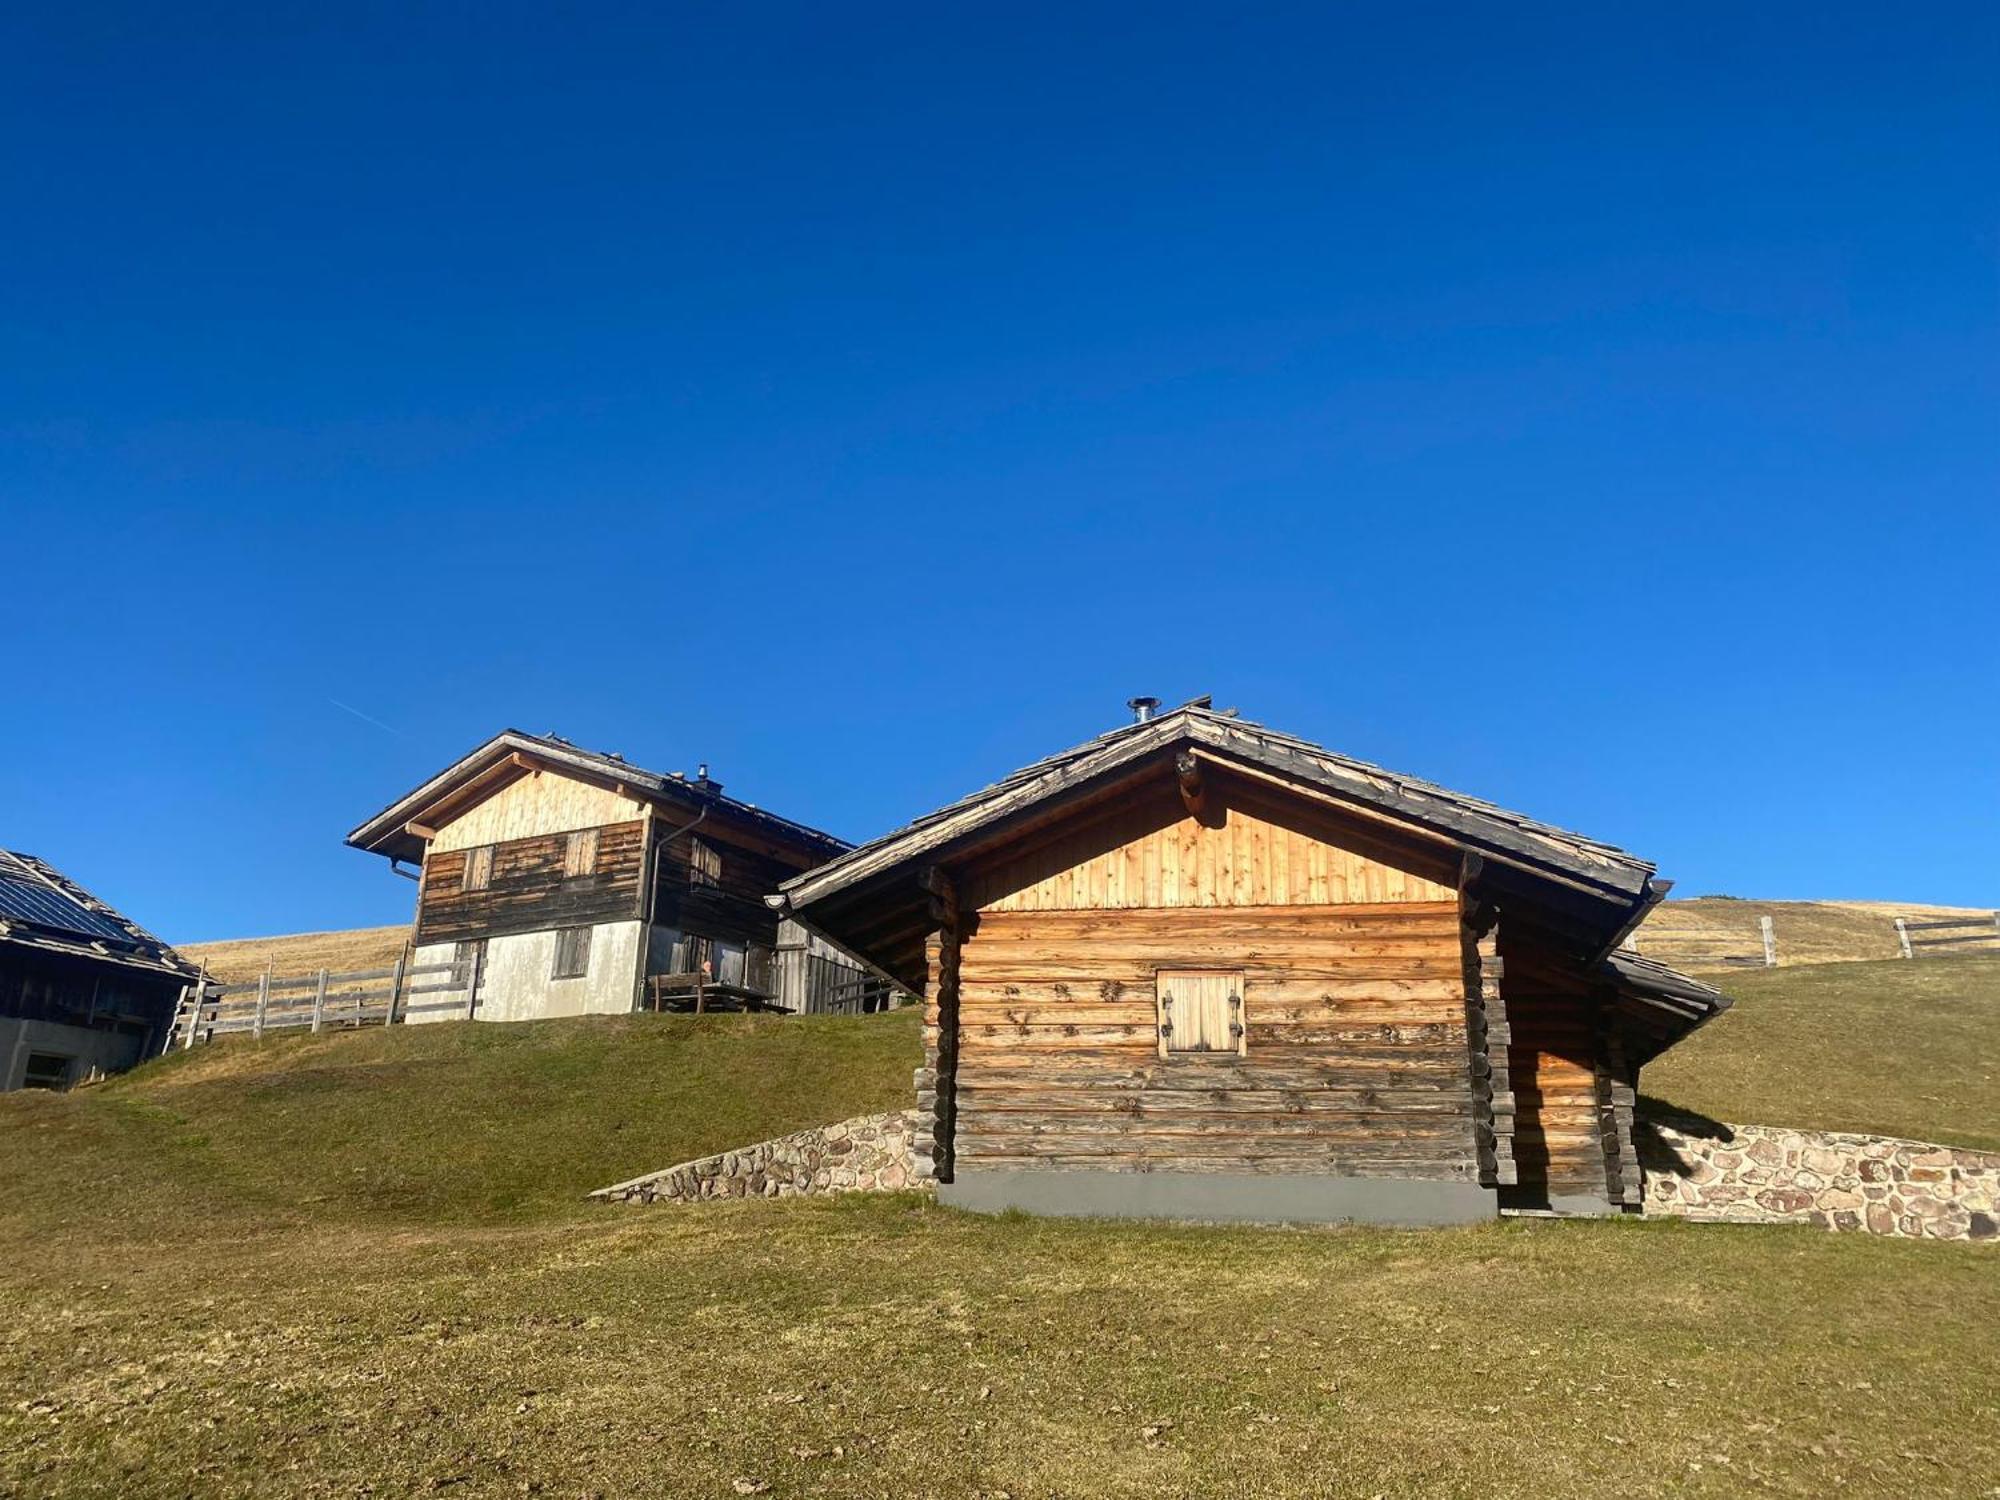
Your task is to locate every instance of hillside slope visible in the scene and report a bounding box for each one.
[2,965,1996,1499]
[1633,897,1992,970]
[1644,954,2000,1152]
[3,1010,921,1239]
[178,924,411,983]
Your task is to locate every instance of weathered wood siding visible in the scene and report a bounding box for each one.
[417,821,646,945]
[933,772,1479,1181]
[431,773,638,851]
[651,826,808,950]
[1497,933,1618,1202]
[963,779,1455,912]
[947,902,1475,1176]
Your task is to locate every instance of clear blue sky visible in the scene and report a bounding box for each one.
[4,5,1996,940]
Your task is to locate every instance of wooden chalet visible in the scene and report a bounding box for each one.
[771,699,1730,1224]
[0,850,196,1091]
[347,731,888,1022]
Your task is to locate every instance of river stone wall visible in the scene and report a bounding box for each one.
[591,1109,926,1205]
[1642,1114,1999,1242]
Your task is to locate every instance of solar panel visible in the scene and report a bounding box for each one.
[0,875,135,945]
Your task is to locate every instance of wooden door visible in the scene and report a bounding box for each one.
[1155,969,1245,1057]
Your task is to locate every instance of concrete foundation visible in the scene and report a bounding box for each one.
[939,1168,1498,1227]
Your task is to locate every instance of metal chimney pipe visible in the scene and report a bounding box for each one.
[1127,696,1161,724]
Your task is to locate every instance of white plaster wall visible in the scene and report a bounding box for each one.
[0,1019,149,1091]
[410,922,640,1024]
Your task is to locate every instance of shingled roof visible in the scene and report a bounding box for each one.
[780,701,1656,912]
[346,729,851,866]
[773,701,1729,1057]
[0,850,197,980]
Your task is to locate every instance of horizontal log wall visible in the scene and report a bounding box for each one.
[947,902,1479,1179]
[1499,933,1615,1202]
[417,821,646,946]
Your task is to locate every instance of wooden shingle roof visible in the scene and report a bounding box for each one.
[781,702,1656,912]
[346,729,852,866]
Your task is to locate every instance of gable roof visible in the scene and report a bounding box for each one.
[0,850,197,980]
[780,702,1656,913]
[346,729,851,866]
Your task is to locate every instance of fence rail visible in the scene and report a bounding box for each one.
[1895,913,2000,960]
[171,957,470,1050]
[1630,915,1776,968]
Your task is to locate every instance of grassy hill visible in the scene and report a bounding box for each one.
[1633,897,1993,969]
[1645,956,2000,1151]
[3,957,1997,1495]
[4,1009,922,1238]
[178,924,411,983]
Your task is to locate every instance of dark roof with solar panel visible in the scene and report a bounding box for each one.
[0,850,197,979]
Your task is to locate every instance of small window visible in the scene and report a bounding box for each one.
[1155,970,1246,1057]
[688,836,721,889]
[563,828,600,879]
[552,926,592,980]
[453,939,486,987]
[462,845,494,892]
[22,1052,72,1090]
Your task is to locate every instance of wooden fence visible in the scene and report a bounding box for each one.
[1895,913,2000,960]
[1629,914,1776,969]
[171,956,471,1050]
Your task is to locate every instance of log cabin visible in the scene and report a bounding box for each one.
[0,849,196,1091]
[347,731,887,1021]
[770,698,1730,1225]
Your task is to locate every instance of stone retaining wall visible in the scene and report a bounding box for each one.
[591,1110,926,1205]
[1641,1114,1999,1242]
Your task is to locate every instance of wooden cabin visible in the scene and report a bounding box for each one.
[0,850,196,1091]
[347,732,888,1022]
[772,700,1729,1224]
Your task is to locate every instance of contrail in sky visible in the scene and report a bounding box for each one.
[329,699,409,738]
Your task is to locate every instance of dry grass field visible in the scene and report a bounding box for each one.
[1633,898,1993,970]
[178,924,411,984]
[3,959,1999,1498]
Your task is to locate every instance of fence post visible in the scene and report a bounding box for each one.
[386,954,406,1027]
[1759,915,1777,968]
[1895,918,1912,960]
[253,966,271,1039]
[311,968,329,1033]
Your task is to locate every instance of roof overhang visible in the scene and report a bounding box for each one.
[346,730,850,867]
[1598,950,1734,1064]
[773,708,1661,989]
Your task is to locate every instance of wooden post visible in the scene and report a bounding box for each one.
[1759,915,1777,968]
[917,867,963,1184]
[311,968,329,1033]
[253,965,271,1040]
[463,943,481,1021]
[386,953,406,1027]
[1895,918,1913,960]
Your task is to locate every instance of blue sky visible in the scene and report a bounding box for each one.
[4,4,1996,940]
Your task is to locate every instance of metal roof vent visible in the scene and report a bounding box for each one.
[1127,696,1161,724]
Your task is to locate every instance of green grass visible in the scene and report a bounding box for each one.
[2,1009,922,1238]
[2,967,1997,1497]
[1646,956,2000,1151]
